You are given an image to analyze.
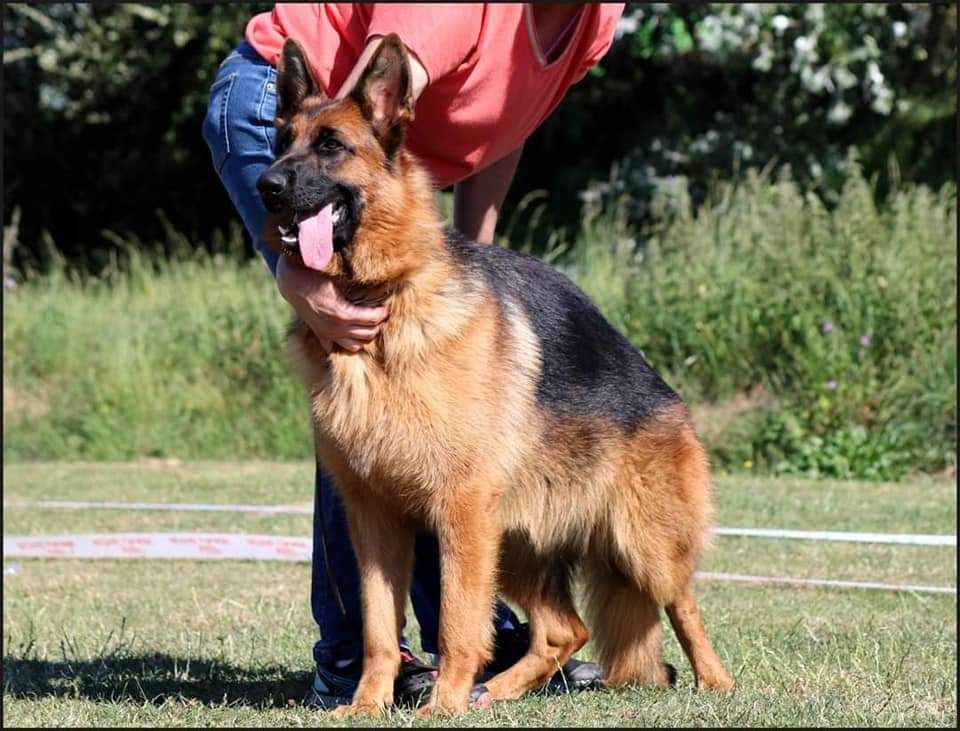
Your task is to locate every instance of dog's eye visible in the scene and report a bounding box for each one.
[276,130,293,154]
[318,137,345,153]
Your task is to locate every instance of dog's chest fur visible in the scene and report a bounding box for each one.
[288,262,542,509]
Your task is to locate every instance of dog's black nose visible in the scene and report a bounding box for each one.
[257,169,289,201]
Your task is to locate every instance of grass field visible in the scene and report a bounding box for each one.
[3,462,957,727]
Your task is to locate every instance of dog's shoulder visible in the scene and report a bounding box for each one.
[443,230,680,430]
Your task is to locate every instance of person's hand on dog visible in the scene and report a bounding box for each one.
[276,255,388,354]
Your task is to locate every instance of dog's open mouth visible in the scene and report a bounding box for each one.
[278,200,348,271]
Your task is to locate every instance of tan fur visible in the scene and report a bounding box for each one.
[274,36,733,717]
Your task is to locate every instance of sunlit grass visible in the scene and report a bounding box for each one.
[3,462,956,727]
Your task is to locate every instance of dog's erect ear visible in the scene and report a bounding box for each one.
[276,38,324,122]
[350,34,415,156]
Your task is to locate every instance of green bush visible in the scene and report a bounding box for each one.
[3,2,266,271]
[4,169,955,479]
[581,161,955,480]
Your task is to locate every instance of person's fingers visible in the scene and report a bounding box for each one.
[297,292,384,330]
[300,305,380,344]
[287,272,389,326]
[342,326,380,341]
[335,338,366,353]
[297,309,336,349]
[280,270,386,347]
[337,301,389,326]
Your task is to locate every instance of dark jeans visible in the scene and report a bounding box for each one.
[202,41,520,666]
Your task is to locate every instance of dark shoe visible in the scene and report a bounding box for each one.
[305,656,361,709]
[305,649,440,710]
[393,649,439,708]
[396,652,493,710]
[543,656,606,694]
[482,622,605,694]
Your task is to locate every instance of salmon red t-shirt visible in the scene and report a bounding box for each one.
[246,3,624,188]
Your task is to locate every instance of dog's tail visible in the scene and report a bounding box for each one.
[583,574,675,688]
[584,573,734,691]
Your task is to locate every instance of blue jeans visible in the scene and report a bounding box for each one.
[201,41,520,667]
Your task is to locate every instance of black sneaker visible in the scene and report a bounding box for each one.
[304,649,440,709]
[481,622,605,694]
[393,649,439,707]
[305,656,361,709]
[393,651,495,709]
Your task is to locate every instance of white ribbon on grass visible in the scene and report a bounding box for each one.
[3,532,956,596]
[7,500,955,546]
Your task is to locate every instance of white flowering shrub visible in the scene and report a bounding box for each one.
[553,2,955,229]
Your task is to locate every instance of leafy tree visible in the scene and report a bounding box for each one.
[2,3,956,270]
[3,2,266,271]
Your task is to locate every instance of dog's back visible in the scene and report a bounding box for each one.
[446,232,681,428]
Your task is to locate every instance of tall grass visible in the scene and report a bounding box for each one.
[3,240,311,460]
[571,165,957,479]
[3,165,955,478]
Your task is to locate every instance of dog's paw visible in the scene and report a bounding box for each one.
[696,670,736,693]
[415,699,472,718]
[331,700,386,718]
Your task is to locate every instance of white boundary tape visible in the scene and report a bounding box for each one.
[714,527,956,547]
[3,533,956,596]
[3,533,311,561]
[6,499,312,515]
[6,500,956,547]
[695,571,956,595]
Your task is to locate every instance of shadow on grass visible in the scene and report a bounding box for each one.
[2,653,313,708]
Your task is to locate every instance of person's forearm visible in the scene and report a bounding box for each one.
[453,146,523,244]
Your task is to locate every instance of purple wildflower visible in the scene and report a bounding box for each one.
[859,333,872,348]
[825,380,837,391]
[821,321,834,334]
[3,276,15,291]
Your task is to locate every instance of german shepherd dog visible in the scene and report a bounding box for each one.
[257,36,734,716]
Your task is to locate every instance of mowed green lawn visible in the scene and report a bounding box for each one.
[3,462,957,727]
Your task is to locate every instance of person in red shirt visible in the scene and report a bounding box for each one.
[202,2,624,710]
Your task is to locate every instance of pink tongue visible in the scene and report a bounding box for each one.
[298,204,334,271]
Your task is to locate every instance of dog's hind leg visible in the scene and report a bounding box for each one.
[665,585,735,691]
[584,565,675,689]
[484,568,589,701]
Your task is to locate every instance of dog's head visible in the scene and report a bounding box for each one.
[257,35,423,278]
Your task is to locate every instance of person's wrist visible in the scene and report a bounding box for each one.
[275,260,335,354]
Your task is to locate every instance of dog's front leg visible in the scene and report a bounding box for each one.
[332,492,415,717]
[420,488,502,716]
